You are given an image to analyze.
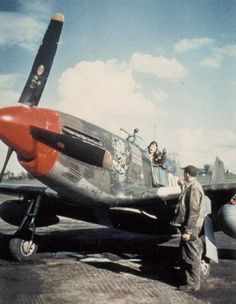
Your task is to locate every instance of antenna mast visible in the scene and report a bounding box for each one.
[154,124,157,141]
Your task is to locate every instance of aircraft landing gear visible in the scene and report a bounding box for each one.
[200,236,211,282]
[9,238,38,261]
[9,195,41,261]
[201,257,211,282]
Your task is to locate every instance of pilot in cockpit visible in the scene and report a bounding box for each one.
[147,141,166,166]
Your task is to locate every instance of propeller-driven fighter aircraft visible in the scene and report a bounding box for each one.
[0,14,235,275]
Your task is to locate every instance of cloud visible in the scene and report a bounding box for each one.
[175,38,236,69]
[0,74,20,105]
[0,74,17,88]
[130,52,187,80]
[0,12,45,51]
[56,54,235,172]
[18,0,53,18]
[175,37,214,53]
[176,128,236,172]
[200,53,223,68]
[200,44,236,68]
[57,58,167,142]
[152,90,169,102]
[215,44,236,58]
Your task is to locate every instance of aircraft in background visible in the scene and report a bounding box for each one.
[0,14,235,280]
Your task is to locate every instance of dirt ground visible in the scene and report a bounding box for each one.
[0,212,236,304]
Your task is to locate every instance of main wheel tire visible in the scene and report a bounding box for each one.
[9,238,38,261]
[201,258,211,281]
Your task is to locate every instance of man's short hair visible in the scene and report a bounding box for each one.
[183,165,198,177]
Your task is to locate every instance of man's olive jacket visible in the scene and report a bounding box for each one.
[173,178,205,235]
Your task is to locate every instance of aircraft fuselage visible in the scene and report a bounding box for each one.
[0,105,180,208]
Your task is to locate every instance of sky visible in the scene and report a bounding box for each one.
[0,0,236,174]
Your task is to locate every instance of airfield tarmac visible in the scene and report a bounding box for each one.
[0,196,236,304]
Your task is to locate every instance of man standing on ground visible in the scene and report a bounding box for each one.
[172,165,205,291]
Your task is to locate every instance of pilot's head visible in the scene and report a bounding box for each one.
[148,141,158,154]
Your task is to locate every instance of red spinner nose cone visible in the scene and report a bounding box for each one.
[0,105,36,160]
[0,105,61,176]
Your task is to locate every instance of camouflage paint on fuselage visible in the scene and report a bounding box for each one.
[37,111,180,208]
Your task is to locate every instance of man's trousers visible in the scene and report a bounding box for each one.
[180,237,203,289]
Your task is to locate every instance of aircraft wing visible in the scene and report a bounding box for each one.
[137,182,236,203]
[203,182,236,204]
[0,183,63,228]
[149,182,236,203]
[0,183,47,196]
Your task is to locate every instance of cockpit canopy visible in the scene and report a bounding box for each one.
[120,128,179,175]
[162,156,177,173]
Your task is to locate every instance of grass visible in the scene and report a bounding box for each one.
[197,174,236,185]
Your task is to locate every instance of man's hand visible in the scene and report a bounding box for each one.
[181,233,191,241]
[177,178,184,188]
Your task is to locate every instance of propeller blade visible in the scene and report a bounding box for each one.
[30,126,106,168]
[18,13,64,106]
[0,148,13,182]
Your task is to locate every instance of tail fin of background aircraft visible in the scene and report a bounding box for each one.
[210,157,225,184]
